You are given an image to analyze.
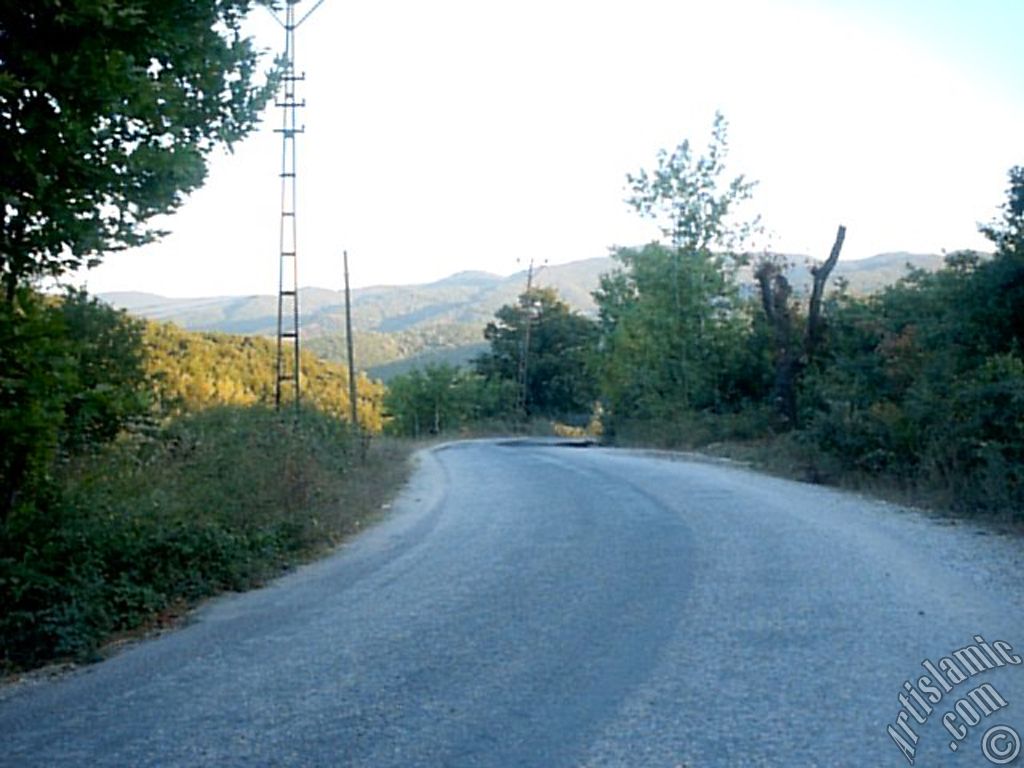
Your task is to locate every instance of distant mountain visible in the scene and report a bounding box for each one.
[102,258,613,335]
[102,251,949,379]
[776,251,946,295]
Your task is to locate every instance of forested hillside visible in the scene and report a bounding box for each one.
[1,291,398,673]
[102,252,945,379]
[143,322,384,431]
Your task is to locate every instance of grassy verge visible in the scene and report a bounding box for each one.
[0,405,413,675]
[611,421,1023,528]
[703,437,1024,533]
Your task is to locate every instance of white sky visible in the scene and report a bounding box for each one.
[77,0,1024,297]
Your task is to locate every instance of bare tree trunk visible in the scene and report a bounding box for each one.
[755,225,846,427]
[805,225,846,354]
[755,258,799,425]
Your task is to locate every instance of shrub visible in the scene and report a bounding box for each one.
[0,405,402,673]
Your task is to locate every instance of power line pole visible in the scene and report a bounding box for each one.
[271,0,325,411]
[344,250,358,431]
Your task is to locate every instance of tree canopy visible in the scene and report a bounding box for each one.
[0,0,276,298]
[475,286,598,419]
[595,114,761,430]
[383,363,514,438]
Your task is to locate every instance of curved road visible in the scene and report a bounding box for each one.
[2,439,1022,766]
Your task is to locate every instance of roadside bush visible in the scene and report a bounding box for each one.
[384,363,517,437]
[608,403,778,449]
[0,288,149,520]
[0,405,404,673]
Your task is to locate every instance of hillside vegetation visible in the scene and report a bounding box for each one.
[101,252,945,380]
[143,322,385,432]
[384,118,1023,521]
[1,292,405,673]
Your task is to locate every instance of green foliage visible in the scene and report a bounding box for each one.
[0,290,72,518]
[142,321,386,432]
[307,325,486,377]
[384,364,459,437]
[0,0,275,295]
[596,243,765,427]
[58,289,150,448]
[980,165,1024,257]
[626,111,758,253]
[800,168,1024,514]
[0,289,150,518]
[383,286,599,435]
[595,120,1022,517]
[0,286,402,673]
[383,363,516,437]
[596,115,762,434]
[0,405,403,671]
[366,342,488,382]
[0,289,386,520]
[474,287,599,419]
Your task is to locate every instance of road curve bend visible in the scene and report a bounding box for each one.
[1,439,1022,767]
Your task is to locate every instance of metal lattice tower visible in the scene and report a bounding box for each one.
[272,0,324,410]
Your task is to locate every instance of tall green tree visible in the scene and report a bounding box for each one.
[595,113,761,431]
[0,0,276,299]
[475,287,598,419]
[972,165,1024,354]
[626,112,757,256]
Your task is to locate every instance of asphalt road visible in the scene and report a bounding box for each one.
[2,439,1023,767]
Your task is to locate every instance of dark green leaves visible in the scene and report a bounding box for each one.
[0,0,277,296]
[475,287,599,420]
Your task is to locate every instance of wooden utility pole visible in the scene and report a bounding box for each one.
[515,259,538,421]
[344,250,358,431]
